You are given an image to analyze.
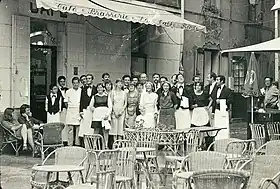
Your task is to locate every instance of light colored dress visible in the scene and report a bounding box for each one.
[110,90,127,136]
[139,92,158,128]
[126,91,140,128]
[65,88,82,125]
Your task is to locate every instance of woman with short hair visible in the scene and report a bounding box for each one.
[2,108,34,151]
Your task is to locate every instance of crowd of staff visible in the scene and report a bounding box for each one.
[1,72,233,150]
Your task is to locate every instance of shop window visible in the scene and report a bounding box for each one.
[131,23,148,75]
[232,56,246,93]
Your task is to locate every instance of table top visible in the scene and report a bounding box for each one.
[32,165,84,172]
[177,127,227,132]
[136,147,156,153]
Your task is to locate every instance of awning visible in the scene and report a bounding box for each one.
[272,0,280,10]
[36,0,206,32]
[221,37,280,53]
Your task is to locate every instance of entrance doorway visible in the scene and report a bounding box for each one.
[30,45,57,122]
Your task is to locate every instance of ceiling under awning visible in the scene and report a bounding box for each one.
[35,0,206,32]
[221,37,280,53]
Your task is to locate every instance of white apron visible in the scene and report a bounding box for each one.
[60,109,68,141]
[79,108,94,137]
[47,112,61,123]
[214,110,230,140]
[66,106,81,125]
[175,108,191,129]
[191,107,209,126]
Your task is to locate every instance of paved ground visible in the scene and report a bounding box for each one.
[0,121,248,189]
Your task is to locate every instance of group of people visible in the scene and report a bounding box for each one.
[1,71,233,151]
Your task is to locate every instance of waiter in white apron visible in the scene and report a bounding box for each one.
[213,75,233,140]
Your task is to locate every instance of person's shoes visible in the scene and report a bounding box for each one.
[23,146,28,151]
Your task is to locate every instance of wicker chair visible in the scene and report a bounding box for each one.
[239,155,280,189]
[250,123,266,149]
[0,122,22,156]
[173,151,227,189]
[256,140,280,155]
[225,139,256,169]
[207,138,242,152]
[33,122,65,162]
[69,149,119,189]
[84,134,105,151]
[113,140,137,189]
[124,128,162,186]
[190,169,249,189]
[30,146,88,189]
[267,122,280,141]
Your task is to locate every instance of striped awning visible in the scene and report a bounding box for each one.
[36,0,206,32]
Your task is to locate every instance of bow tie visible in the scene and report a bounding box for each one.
[61,87,67,91]
[87,86,92,89]
[217,86,221,89]
[179,85,184,89]
[52,95,57,98]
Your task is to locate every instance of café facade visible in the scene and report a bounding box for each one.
[0,0,205,121]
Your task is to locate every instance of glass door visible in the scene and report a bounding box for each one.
[30,45,57,122]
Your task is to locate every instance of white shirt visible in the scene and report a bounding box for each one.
[87,85,93,97]
[217,84,225,98]
[209,82,216,95]
[51,94,57,105]
[154,83,161,92]
[65,88,81,108]
[59,86,67,98]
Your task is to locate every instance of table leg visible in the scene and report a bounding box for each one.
[79,171,85,183]
[67,172,74,185]
[45,172,51,189]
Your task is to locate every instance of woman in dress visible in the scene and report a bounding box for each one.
[125,82,140,128]
[191,82,209,126]
[89,83,112,149]
[104,80,113,95]
[158,82,178,128]
[2,108,34,151]
[110,79,127,141]
[172,73,192,129]
[139,82,158,128]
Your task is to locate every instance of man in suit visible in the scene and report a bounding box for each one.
[152,73,161,93]
[57,75,68,146]
[213,75,233,140]
[79,73,97,146]
[204,72,218,113]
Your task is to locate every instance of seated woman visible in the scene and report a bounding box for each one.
[2,108,34,151]
[18,104,43,130]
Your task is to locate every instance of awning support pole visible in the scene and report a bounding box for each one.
[275,0,279,81]
[180,0,185,73]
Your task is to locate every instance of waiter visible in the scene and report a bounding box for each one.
[213,75,233,140]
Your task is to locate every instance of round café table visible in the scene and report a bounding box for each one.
[32,165,85,189]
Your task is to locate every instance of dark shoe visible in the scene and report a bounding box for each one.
[23,146,27,151]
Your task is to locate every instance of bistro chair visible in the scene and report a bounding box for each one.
[33,122,64,162]
[30,146,88,189]
[0,122,22,156]
[250,123,266,149]
[113,140,137,189]
[239,155,280,189]
[267,122,280,140]
[173,151,227,189]
[84,134,105,151]
[255,140,280,155]
[69,149,119,189]
[190,169,249,189]
[207,138,242,152]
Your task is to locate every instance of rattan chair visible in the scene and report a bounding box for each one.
[69,149,119,189]
[0,122,22,156]
[30,146,88,189]
[239,155,280,189]
[84,134,105,151]
[267,122,280,140]
[256,140,280,155]
[113,140,137,189]
[33,122,65,162]
[207,138,242,152]
[173,151,227,189]
[250,123,266,149]
[190,169,249,189]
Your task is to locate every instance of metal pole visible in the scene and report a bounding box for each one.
[251,96,254,123]
[180,0,185,73]
[275,0,279,81]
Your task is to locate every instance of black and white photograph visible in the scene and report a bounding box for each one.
[1,0,280,188]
